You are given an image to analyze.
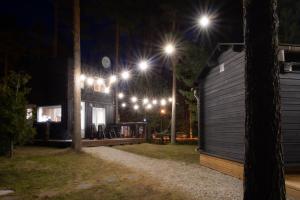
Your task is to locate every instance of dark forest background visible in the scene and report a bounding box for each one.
[0,0,299,135]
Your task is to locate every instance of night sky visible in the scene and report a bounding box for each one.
[0,0,243,70]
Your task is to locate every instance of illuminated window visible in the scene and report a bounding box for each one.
[92,107,105,130]
[37,105,62,122]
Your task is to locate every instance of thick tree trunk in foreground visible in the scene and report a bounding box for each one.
[72,0,82,152]
[243,0,286,199]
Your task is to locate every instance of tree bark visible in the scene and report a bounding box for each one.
[170,13,177,144]
[170,58,176,144]
[115,22,120,123]
[72,0,82,152]
[243,0,286,199]
[189,110,193,138]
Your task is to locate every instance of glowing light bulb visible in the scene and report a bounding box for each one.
[160,99,167,106]
[133,104,139,110]
[87,77,94,85]
[168,97,172,102]
[164,43,175,55]
[80,74,86,81]
[152,99,157,105]
[199,15,210,28]
[146,104,152,110]
[121,103,126,108]
[96,78,105,85]
[121,70,130,80]
[131,96,137,103]
[118,93,124,99]
[143,98,149,105]
[138,60,149,71]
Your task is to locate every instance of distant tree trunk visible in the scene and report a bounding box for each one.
[170,57,176,144]
[72,0,82,152]
[189,110,193,138]
[170,15,177,144]
[243,0,286,199]
[53,0,58,58]
[115,22,120,123]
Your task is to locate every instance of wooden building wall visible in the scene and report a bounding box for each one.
[33,59,115,140]
[81,89,115,130]
[199,45,300,166]
[199,48,245,162]
[280,72,300,165]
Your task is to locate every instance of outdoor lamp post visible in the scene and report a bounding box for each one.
[164,43,176,144]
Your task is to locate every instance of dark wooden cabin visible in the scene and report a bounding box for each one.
[196,43,300,177]
[27,60,116,141]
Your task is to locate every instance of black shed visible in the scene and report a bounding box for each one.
[196,43,300,170]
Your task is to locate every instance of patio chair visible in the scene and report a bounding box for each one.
[97,124,105,139]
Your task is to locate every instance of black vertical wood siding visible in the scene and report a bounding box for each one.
[199,46,300,166]
[280,72,300,165]
[200,49,245,162]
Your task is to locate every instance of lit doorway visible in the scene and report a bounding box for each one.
[92,107,106,131]
[80,102,85,138]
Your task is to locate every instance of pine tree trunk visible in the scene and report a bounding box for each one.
[115,22,120,123]
[189,110,193,138]
[243,0,286,199]
[72,0,82,152]
[170,57,176,144]
[170,15,177,144]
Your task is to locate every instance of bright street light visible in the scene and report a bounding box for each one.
[131,96,137,103]
[133,104,139,110]
[118,93,124,99]
[164,43,175,55]
[138,60,149,71]
[198,15,210,28]
[121,70,130,80]
[121,103,126,108]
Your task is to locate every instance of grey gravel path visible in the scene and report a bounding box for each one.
[83,146,243,200]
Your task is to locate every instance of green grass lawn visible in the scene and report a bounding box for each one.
[0,146,186,200]
[114,144,199,164]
